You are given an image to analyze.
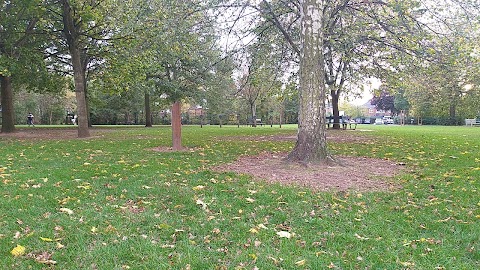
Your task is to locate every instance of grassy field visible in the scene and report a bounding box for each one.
[0,124,478,269]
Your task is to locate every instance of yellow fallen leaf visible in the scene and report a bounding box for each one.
[249,228,259,234]
[56,242,65,249]
[10,245,26,257]
[40,237,54,242]
[77,185,91,190]
[246,197,255,203]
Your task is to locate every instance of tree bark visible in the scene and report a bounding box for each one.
[250,102,257,127]
[0,76,16,133]
[62,0,90,138]
[72,55,90,137]
[171,101,182,150]
[286,0,334,164]
[330,89,341,129]
[145,92,152,127]
[85,86,92,127]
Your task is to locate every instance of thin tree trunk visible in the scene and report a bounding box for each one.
[449,103,456,125]
[331,90,341,129]
[0,76,16,133]
[145,92,152,127]
[286,0,334,164]
[171,101,182,150]
[251,103,257,127]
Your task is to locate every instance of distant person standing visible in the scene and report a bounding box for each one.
[27,113,35,127]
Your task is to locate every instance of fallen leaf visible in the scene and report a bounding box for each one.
[277,231,292,239]
[258,224,268,230]
[295,259,306,266]
[11,245,26,257]
[59,208,74,215]
[192,185,205,191]
[40,237,54,242]
[195,199,207,210]
[354,233,369,241]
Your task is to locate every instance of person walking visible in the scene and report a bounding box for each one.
[27,113,35,127]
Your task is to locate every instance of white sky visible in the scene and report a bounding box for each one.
[345,78,381,106]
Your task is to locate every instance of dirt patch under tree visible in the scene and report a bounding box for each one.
[212,152,403,192]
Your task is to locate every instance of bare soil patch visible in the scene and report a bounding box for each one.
[213,152,403,192]
[213,130,403,192]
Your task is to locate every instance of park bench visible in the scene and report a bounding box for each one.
[326,116,357,130]
[342,121,357,130]
[248,118,264,126]
[465,118,480,126]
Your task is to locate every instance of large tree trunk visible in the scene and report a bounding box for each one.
[72,56,90,138]
[145,92,152,127]
[62,0,90,138]
[0,76,16,133]
[85,86,92,127]
[286,0,334,164]
[171,101,182,150]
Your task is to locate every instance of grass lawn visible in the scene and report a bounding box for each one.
[0,124,478,269]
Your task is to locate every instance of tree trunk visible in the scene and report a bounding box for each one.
[70,46,90,137]
[62,0,90,138]
[250,102,257,127]
[171,101,182,150]
[331,90,341,129]
[286,0,334,164]
[145,92,152,127]
[0,76,16,133]
[449,103,456,125]
[73,69,90,137]
[85,86,92,127]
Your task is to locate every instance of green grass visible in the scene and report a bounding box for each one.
[0,124,478,269]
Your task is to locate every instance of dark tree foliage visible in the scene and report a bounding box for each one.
[371,90,397,114]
